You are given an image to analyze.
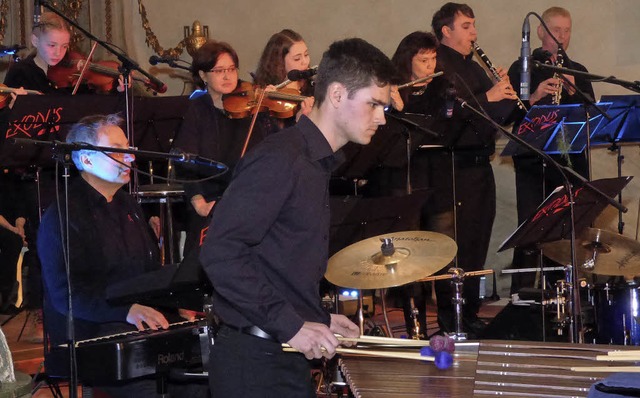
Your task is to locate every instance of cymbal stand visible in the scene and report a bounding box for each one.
[356,289,390,337]
[448,267,467,341]
[357,291,365,334]
[409,297,424,339]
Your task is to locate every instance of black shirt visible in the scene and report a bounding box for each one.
[4,54,59,93]
[436,44,516,153]
[199,115,338,342]
[172,93,265,202]
[38,177,160,345]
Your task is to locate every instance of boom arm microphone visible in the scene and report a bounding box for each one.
[149,55,176,66]
[286,65,318,81]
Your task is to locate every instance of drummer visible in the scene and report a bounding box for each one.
[199,38,395,396]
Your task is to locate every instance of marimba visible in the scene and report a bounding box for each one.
[339,340,639,398]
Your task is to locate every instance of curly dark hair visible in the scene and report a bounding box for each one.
[190,40,239,89]
[253,29,304,86]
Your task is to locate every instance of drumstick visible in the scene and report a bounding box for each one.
[597,354,640,361]
[572,366,640,373]
[337,334,460,350]
[282,346,435,362]
[599,350,640,357]
[337,335,431,346]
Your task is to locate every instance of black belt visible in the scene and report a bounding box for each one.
[223,324,277,342]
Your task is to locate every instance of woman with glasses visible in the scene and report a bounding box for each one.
[173,40,266,258]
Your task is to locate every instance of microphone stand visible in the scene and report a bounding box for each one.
[49,145,77,398]
[163,59,191,72]
[383,111,439,195]
[455,97,627,344]
[533,61,640,94]
[11,138,229,171]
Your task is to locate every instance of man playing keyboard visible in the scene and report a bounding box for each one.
[38,114,206,397]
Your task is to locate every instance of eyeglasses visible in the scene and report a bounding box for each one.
[208,66,238,75]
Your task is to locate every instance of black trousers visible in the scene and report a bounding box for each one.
[425,162,496,318]
[210,325,315,398]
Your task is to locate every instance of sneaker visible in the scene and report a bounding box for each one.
[24,309,44,344]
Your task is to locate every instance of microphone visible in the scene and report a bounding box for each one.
[443,85,456,119]
[520,16,531,100]
[147,75,168,94]
[0,44,26,55]
[286,65,318,81]
[149,55,176,66]
[34,0,42,24]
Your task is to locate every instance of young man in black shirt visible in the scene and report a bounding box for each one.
[200,38,396,397]
[428,2,517,336]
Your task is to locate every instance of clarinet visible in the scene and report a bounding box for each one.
[472,41,528,111]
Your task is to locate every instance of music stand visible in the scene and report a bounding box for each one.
[130,95,190,184]
[590,95,640,146]
[590,95,640,234]
[499,176,632,252]
[501,103,612,158]
[1,94,124,168]
[332,115,435,195]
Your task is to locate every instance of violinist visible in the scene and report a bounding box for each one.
[253,29,315,131]
[173,40,266,258]
[3,12,69,95]
[0,11,74,343]
[4,12,126,99]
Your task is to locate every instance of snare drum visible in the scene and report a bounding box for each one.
[592,282,640,345]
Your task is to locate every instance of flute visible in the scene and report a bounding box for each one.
[397,71,444,90]
[472,41,528,111]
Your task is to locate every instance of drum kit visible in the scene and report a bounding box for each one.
[326,227,640,344]
[539,227,640,345]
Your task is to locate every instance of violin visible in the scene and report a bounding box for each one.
[0,84,42,109]
[47,51,152,93]
[222,81,308,119]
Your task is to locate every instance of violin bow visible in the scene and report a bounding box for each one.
[72,41,99,95]
[240,87,268,158]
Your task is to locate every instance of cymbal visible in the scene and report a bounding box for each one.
[540,228,640,279]
[325,231,457,289]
